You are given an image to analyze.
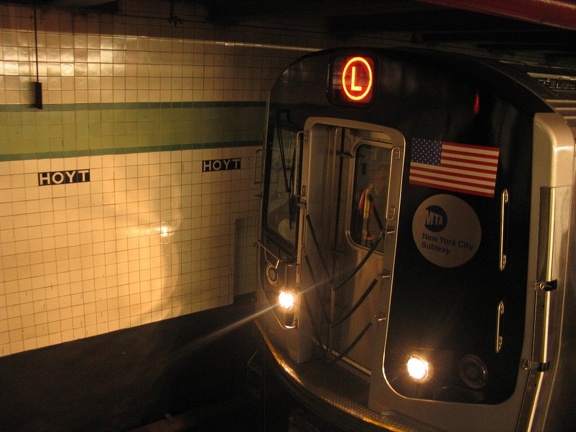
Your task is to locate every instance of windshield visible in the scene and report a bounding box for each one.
[264,123,299,246]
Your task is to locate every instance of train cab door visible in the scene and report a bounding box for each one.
[296,117,405,374]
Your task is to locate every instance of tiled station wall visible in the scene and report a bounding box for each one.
[0,0,345,357]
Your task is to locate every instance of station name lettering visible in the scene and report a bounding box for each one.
[38,170,90,186]
[202,158,241,172]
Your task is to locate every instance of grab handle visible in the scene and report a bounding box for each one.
[384,147,402,221]
[496,300,505,353]
[499,189,509,271]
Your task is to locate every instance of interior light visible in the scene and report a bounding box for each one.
[473,91,481,115]
[278,290,295,310]
[407,355,431,382]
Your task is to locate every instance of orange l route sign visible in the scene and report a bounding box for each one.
[330,54,375,106]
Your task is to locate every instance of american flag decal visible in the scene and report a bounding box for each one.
[409,138,500,198]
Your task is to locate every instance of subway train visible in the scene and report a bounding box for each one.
[254,48,576,431]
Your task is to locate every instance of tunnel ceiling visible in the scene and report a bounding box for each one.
[2,0,576,63]
[190,0,576,63]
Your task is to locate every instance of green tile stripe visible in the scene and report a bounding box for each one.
[0,141,263,161]
[0,101,266,161]
[0,101,265,112]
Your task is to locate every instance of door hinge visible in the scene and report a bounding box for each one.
[521,359,551,372]
[537,279,557,291]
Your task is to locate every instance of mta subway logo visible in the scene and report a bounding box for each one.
[413,195,481,268]
[424,205,447,232]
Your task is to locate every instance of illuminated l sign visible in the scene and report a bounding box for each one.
[342,57,374,102]
[329,54,375,106]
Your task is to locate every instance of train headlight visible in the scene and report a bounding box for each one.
[407,355,432,383]
[279,290,295,310]
[278,290,296,328]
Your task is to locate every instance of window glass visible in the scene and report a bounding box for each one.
[265,126,298,246]
[351,144,391,251]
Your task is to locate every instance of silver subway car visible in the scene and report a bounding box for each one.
[255,48,576,431]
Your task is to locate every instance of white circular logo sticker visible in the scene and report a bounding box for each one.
[412,194,481,268]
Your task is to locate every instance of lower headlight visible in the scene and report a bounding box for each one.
[407,355,432,383]
[279,290,295,310]
[278,290,296,328]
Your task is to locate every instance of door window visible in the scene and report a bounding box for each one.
[351,144,392,252]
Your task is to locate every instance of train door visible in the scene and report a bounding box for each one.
[258,115,405,370]
[296,117,405,374]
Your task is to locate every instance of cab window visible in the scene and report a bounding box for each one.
[265,125,298,246]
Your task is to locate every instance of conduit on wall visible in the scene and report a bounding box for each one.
[33,7,42,109]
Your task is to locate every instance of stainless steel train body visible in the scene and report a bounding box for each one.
[255,48,576,432]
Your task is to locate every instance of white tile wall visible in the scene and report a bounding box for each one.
[0,0,403,356]
[0,147,260,355]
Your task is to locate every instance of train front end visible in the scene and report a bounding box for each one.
[255,48,576,432]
